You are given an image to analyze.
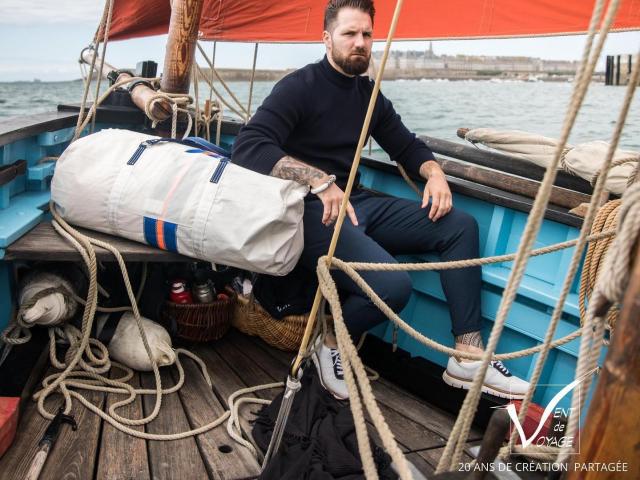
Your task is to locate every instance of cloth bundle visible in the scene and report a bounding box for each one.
[464,128,639,195]
[107,312,176,371]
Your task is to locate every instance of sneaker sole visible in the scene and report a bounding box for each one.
[442,370,525,400]
[311,352,349,401]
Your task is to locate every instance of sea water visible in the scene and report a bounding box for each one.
[1,79,638,151]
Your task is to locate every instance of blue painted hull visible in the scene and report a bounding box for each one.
[1,120,599,411]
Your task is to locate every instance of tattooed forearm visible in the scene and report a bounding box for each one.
[455,331,484,349]
[270,156,328,186]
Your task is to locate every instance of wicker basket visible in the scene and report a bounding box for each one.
[163,288,236,342]
[233,294,308,351]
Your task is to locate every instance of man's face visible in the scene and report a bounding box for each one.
[323,7,373,76]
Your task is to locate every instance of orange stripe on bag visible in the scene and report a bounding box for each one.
[156,219,166,250]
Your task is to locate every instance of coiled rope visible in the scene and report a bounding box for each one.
[0,203,282,450]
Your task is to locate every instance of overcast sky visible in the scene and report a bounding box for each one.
[1,0,638,82]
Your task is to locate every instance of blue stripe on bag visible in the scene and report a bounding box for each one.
[143,216,158,248]
[210,159,229,183]
[162,221,178,252]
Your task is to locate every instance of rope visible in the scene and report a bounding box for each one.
[73,75,161,141]
[590,155,640,188]
[193,63,201,136]
[196,42,249,118]
[196,63,246,119]
[74,0,113,141]
[246,43,259,122]
[554,44,640,467]
[10,202,270,444]
[144,91,194,139]
[579,200,621,330]
[345,229,614,271]
[437,0,620,469]
[317,257,409,480]
[225,382,284,459]
[90,0,115,135]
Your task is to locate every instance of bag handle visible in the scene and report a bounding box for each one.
[127,137,231,165]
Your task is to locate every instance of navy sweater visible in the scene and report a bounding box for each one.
[231,55,435,189]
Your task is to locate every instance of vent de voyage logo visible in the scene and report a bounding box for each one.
[497,369,596,454]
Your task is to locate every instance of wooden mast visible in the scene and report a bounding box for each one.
[566,239,640,479]
[161,0,206,94]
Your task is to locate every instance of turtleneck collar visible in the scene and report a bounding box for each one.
[319,54,358,88]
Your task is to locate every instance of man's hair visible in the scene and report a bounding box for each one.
[323,0,375,31]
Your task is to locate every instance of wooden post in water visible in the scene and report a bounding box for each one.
[161,0,205,94]
[566,239,640,479]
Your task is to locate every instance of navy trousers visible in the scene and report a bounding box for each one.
[300,188,483,341]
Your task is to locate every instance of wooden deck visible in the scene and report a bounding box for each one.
[0,330,481,480]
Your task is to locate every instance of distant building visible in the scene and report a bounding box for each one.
[372,46,581,80]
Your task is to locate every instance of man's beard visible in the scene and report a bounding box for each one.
[332,48,370,75]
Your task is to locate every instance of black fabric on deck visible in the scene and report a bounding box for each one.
[253,264,317,319]
[253,365,398,480]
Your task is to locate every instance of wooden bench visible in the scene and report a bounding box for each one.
[4,222,194,262]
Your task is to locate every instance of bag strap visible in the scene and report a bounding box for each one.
[127,137,231,165]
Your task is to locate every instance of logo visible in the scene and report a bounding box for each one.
[496,368,596,454]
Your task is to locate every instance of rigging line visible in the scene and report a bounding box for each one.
[559,46,640,467]
[246,43,259,122]
[91,0,115,135]
[209,41,216,105]
[193,63,200,136]
[195,63,246,119]
[196,42,249,116]
[74,0,111,139]
[438,0,619,470]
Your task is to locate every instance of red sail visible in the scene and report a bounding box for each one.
[105,0,640,42]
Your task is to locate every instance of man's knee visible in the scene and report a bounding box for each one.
[450,208,479,237]
[378,271,412,313]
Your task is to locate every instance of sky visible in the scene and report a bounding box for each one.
[0,0,638,82]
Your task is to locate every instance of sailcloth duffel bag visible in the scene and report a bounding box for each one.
[51,129,307,275]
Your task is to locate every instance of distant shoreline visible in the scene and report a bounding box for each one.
[2,67,604,84]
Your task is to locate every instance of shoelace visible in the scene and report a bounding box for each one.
[491,360,512,377]
[330,349,344,379]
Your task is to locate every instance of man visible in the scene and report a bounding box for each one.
[232,0,529,401]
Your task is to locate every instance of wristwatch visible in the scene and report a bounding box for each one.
[310,175,336,195]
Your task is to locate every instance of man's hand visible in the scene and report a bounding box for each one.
[420,161,452,222]
[269,155,358,226]
[316,183,359,227]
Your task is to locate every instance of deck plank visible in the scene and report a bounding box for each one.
[195,335,286,454]
[0,387,63,480]
[236,333,462,457]
[173,356,260,480]
[414,445,475,474]
[140,368,209,480]
[39,387,105,480]
[0,367,105,480]
[96,372,150,480]
[242,332,480,443]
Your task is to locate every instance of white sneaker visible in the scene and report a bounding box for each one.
[442,357,530,399]
[311,338,349,400]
